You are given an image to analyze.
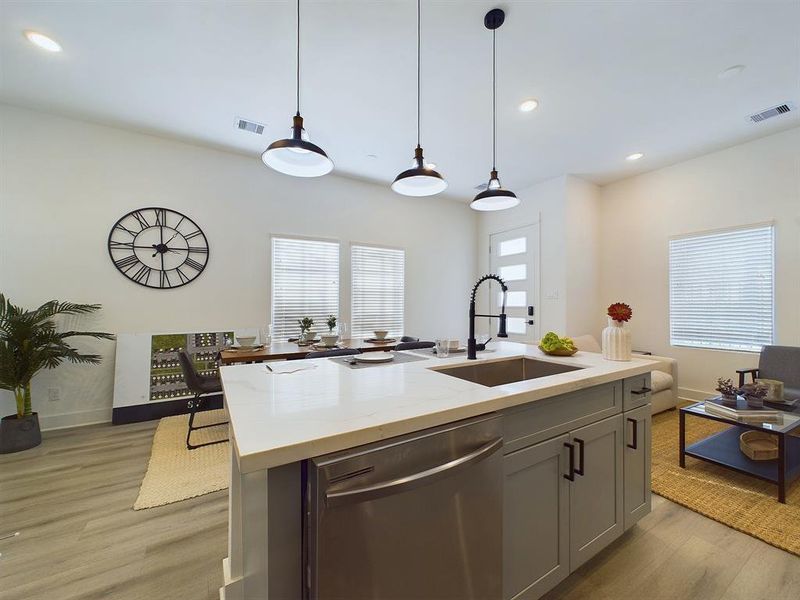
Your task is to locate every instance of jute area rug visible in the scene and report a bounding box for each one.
[652,406,800,555]
[134,409,229,510]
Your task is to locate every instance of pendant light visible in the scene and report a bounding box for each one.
[471,9,519,211]
[262,0,333,177]
[391,0,447,197]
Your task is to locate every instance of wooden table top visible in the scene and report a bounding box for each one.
[219,338,399,364]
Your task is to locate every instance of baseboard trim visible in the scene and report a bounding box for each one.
[112,394,224,425]
[678,387,715,402]
[39,408,113,431]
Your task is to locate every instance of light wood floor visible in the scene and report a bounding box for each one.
[1,421,798,600]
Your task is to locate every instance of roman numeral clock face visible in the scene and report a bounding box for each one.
[107,208,209,289]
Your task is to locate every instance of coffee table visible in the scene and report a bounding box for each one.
[679,400,800,503]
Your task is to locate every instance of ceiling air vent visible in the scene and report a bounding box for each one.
[748,103,795,123]
[236,117,265,135]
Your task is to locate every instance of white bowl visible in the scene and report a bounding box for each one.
[448,339,459,350]
[236,335,257,348]
[373,330,389,340]
[319,334,339,347]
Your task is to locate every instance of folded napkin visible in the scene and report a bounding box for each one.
[265,362,318,375]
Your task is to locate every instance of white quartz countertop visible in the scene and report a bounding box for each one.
[221,341,657,473]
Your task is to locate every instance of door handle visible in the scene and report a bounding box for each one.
[563,442,575,481]
[573,438,585,476]
[527,320,534,325]
[627,418,638,450]
[631,387,652,396]
[325,437,503,507]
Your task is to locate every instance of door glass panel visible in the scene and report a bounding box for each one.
[499,264,526,281]
[498,237,526,257]
[507,317,526,334]
[499,291,527,307]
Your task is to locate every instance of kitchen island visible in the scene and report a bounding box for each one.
[220,341,657,600]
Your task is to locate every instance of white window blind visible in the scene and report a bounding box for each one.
[351,245,405,338]
[669,224,774,352]
[271,237,339,340]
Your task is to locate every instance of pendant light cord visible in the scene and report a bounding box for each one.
[417,0,421,148]
[296,0,301,116]
[492,28,496,171]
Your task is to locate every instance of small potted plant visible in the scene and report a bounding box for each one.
[715,378,738,404]
[0,294,113,453]
[602,302,633,361]
[740,382,768,409]
[326,315,337,333]
[297,316,314,343]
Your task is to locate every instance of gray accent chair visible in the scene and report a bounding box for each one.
[305,348,361,359]
[395,341,435,351]
[737,345,800,400]
[178,350,228,450]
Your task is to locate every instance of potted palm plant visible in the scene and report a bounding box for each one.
[0,294,114,453]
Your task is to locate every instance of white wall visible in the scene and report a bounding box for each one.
[598,127,800,398]
[0,104,478,429]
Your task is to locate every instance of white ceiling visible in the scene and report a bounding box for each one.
[2,1,799,199]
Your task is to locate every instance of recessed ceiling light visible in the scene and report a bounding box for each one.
[24,30,62,52]
[626,152,644,161]
[519,98,539,112]
[718,65,745,80]
[366,154,378,159]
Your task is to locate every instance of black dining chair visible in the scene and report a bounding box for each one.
[400,336,419,343]
[394,341,435,351]
[178,350,229,450]
[305,348,361,359]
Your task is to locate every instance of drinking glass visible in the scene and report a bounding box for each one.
[435,339,450,358]
[338,322,349,341]
[260,324,273,346]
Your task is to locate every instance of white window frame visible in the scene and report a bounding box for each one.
[269,234,341,340]
[350,242,406,339]
[668,222,775,353]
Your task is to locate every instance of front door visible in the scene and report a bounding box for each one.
[490,224,540,344]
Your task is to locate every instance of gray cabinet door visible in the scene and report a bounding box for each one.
[568,414,624,570]
[504,434,570,600]
[623,404,652,530]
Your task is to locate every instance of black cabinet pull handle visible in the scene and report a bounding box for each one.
[574,438,585,476]
[627,418,638,450]
[631,387,652,396]
[563,442,575,481]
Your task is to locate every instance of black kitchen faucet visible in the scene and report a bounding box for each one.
[467,274,508,360]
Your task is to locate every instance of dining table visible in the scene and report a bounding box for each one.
[218,337,400,365]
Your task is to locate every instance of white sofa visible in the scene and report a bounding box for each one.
[570,335,678,414]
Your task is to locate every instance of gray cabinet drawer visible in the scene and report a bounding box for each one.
[503,382,622,455]
[623,373,652,411]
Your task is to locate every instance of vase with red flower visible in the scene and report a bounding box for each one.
[602,302,633,361]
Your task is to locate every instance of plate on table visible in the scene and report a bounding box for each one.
[364,338,397,344]
[354,353,395,364]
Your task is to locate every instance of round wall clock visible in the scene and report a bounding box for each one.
[107,207,209,289]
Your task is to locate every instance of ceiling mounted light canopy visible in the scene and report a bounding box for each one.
[471,8,519,212]
[262,0,333,177]
[391,0,447,197]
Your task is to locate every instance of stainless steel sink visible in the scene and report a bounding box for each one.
[433,356,584,387]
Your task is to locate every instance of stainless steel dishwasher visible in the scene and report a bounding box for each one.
[305,414,503,600]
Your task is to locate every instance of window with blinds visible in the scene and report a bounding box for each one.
[669,224,774,352]
[271,237,339,340]
[351,245,405,338]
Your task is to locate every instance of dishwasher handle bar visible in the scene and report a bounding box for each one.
[325,437,503,507]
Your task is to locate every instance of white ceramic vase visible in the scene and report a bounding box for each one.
[602,317,632,361]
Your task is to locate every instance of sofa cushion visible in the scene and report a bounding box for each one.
[651,370,673,394]
[785,386,800,401]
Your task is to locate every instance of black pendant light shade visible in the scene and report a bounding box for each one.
[262,114,333,177]
[392,0,447,197]
[391,145,447,196]
[262,0,333,178]
[471,8,519,211]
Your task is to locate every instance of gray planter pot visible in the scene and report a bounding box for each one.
[0,413,42,454]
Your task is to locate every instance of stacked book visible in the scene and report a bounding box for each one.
[703,396,782,423]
